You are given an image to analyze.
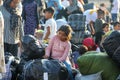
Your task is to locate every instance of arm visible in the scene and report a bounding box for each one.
[59,42,71,61]
[44,26,50,40]
[45,36,55,58]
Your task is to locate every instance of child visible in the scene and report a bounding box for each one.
[102,23,110,34]
[43,7,57,41]
[94,9,105,45]
[44,25,74,80]
[34,29,44,40]
[100,23,110,52]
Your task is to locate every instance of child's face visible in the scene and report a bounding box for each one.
[103,26,110,33]
[44,11,52,19]
[57,31,67,41]
[114,24,120,30]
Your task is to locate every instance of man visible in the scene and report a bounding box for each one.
[111,0,120,22]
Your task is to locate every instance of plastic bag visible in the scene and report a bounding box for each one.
[75,70,102,80]
[80,71,102,80]
[22,59,68,80]
[21,35,45,60]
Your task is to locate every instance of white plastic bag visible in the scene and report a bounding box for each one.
[75,71,102,80]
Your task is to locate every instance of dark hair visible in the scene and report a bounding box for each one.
[44,7,55,15]
[102,23,109,29]
[100,3,105,7]
[97,9,105,15]
[58,25,73,41]
[113,22,120,27]
[79,45,88,55]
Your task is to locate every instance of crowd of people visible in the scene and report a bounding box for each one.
[0,0,120,80]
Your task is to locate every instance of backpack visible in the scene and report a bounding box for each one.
[22,59,68,80]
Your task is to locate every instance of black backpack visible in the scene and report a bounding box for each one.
[22,59,68,80]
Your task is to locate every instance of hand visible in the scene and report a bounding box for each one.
[43,55,49,59]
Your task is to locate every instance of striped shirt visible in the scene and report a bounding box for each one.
[0,6,24,44]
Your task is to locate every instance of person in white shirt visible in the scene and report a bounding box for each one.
[43,7,57,41]
[111,0,120,22]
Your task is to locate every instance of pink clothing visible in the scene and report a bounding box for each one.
[46,35,71,61]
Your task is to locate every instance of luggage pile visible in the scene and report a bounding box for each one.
[68,14,90,44]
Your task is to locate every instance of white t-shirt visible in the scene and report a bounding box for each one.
[83,9,97,24]
[111,0,120,14]
[43,18,57,39]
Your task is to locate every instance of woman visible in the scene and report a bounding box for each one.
[64,0,84,20]
[0,10,6,73]
[53,0,65,20]
[22,0,39,35]
[0,0,23,57]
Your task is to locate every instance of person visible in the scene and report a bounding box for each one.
[43,7,57,41]
[99,3,110,23]
[113,22,120,30]
[44,25,74,80]
[64,0,83,20]
[35,0,46,20]
[61,0,70,8]
[22,0,39,35]
[0,10,6,73]
[94,9,105,45]
[100,23,110,52]
[111,0,120,22]
[102,23,110,34]
[83,9,97,35]
[52,0,65,20]
[0,0,23,57]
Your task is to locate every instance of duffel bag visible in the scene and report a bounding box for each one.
[22,59,68,80]
[77,51,120,80]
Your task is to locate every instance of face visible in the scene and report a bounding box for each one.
[53,1,58,7]
[103,26,110,33]
[44,12,52,19]
[57,31,67,41]
[10,0,20,8]
[114,24,120,30]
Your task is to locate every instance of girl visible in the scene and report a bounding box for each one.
[44,25,74,80]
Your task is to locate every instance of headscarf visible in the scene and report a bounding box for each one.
[52,0,63,10]
[3,0,22,30]
[4,0,22,41]
[67,0,78,13]
[52,0,63,19]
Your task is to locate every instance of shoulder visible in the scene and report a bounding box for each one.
[65,41,71,47]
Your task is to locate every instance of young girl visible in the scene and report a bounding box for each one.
[44,25,74,80]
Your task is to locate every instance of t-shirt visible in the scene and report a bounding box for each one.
[43,18,57,39]
[111,0,120,14]
[83,9,97,24]
[46,35,71,62]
